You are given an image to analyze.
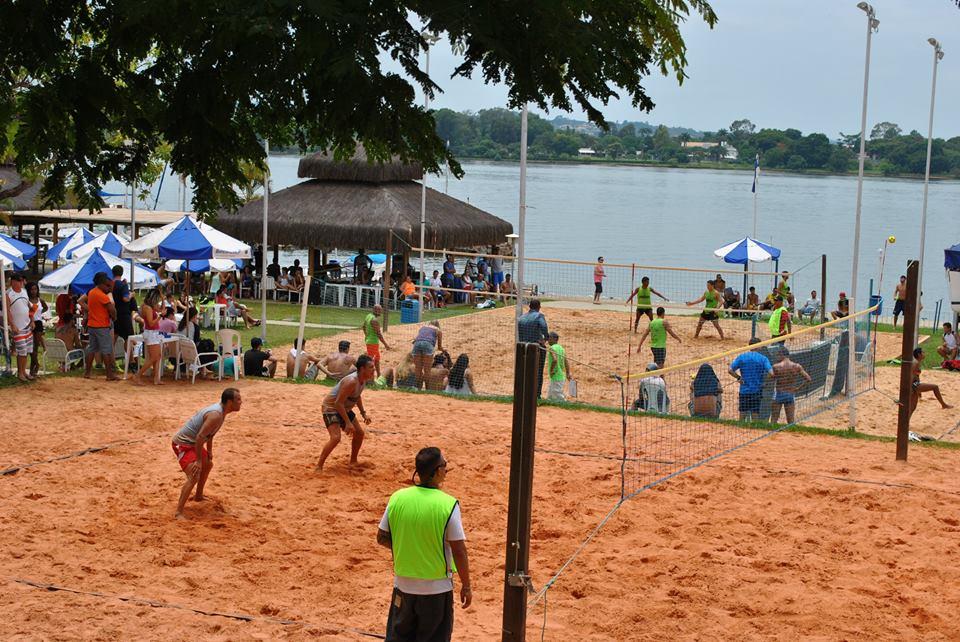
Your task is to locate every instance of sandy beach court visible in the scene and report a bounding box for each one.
[3,376,960,639]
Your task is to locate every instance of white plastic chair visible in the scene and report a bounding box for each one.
[113,336,126,369]
[639,379,671,414]
[178,337,224,383]
[217,329,243,380]
[263,276,276,300]
[123,334,143,379]
[44,338,84,372]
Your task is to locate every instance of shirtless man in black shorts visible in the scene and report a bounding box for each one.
[317,354,376,471]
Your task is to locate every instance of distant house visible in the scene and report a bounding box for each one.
[680,141,738,161]
[578,148,597,156]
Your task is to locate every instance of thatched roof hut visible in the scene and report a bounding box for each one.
[0,165,45,210]
[217,148,513,250]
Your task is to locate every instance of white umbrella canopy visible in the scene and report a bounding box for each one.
[164,258,244,273]
[39,249,159,295]
[69,230,129,260]
[122,215,251,261]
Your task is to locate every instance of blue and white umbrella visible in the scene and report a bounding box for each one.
[714,237,781,264]
[165,258,244,273]
[39,249,159,295]
[122,215,251,261]
[68,230,128,260]
[47,228,97,262]
[0,233,37,268]
[0,247,26,270]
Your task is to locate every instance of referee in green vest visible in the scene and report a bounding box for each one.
[378,447,472,641]
[768,296,792,340]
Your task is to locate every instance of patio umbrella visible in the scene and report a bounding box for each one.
[0,247,26,270]
[165,258,244,273]
[0,233,36,264]
[68,230,129,260]
[47,228,97,262]
[713,237,781,264]
[122,215,251,261]
[39,249,159,295]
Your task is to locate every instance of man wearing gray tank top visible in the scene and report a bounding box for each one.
[171,388,243,519]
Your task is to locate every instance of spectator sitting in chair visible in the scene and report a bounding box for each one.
[399,274,417,300]
[243,337,278,378]
[215,286,260,329]
[745,286,760,311]
[158,307,178,334]
[722,286,741,312]
[831,293,849,320]
[798,291,820,323]
[429,270,447,306]
[760,288,778,311]
[939,322,959,361]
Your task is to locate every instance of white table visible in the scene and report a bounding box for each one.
[123,334,182,380]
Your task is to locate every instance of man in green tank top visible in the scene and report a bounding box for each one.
[378,447,472,641]
[363,304,391,377]
[767,296,792,339]
[686,279,725,339]
[547,331,573,400]
[627,276,669,332]
[637,307,682,367]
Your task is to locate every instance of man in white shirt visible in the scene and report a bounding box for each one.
[798,290,819,324]
[378,447,471,641]
[5,272,35,382]
[939,322,959,361]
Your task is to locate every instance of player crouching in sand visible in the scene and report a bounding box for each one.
[317,354,377,471]
[172,388,242,519]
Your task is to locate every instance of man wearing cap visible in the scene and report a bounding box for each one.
[5,272,36,382]
[378,447,472,641]
[243,337,278,378]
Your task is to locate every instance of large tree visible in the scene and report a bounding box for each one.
[0,0,716,215]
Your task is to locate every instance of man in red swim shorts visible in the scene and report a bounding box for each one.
[171,388,242,519]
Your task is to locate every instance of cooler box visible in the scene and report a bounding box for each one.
[869,294,883,316]
[401,300,420,324]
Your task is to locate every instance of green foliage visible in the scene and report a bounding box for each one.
[0,0,716,216]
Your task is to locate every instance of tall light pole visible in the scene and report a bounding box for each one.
[261,139,270,341]
[418,31,440,322]
[914,38,944,339]
[516,105,528,336]
[848,1,878,429]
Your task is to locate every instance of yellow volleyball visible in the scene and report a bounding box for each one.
[888,235,896,244]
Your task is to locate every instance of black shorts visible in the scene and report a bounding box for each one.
[739,392,762,414]
[594,282,603,294]
[894,299,905,315]
[323,409,356,429]
[33,320,43,334]
[700,310,719,321]
[636,307,653,320]
[651,347,666,365]
[386,588,453,642]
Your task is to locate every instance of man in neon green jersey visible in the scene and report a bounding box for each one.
[547,331,573,400]
[768,296,792,340]
[627,275,669,332]
[378,447,472,641]
[686,279,725,340]
[636,306,682,367]
[363,304,390,377]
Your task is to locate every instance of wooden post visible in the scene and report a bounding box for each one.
[895,260,920,461]
[383,234,392,330]
[32,223,40,275]
[502,342,539,642]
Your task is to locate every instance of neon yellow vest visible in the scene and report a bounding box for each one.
[387,486,459,580]
[549,344,567,382]
[636,286,652,309]
[769,307,786,336]
[364,313,379,345]
[650,318,667,348]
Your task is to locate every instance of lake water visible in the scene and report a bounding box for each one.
[141,157,959,313]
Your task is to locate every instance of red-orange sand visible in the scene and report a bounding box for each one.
[2,376,960,640]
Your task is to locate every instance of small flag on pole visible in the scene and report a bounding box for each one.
[751,154,760,193]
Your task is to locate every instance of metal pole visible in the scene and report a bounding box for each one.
[130,182,137,294]
[502,342,539,642]
[418,37,433,323]
[895,260,919,461]
[516,105,529,337]
[0,262,9,371]
[849,4,877,430]
[261,139,270,342]
[914,39,943,341]
[292,276,313,379]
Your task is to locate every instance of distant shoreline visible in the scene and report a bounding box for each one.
[268,150,957,182]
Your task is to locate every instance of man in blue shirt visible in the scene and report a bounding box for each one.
[518,299,549,397]
[728,338,773,421]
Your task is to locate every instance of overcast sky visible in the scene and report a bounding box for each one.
[409,1,958,137]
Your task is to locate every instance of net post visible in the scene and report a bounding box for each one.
[502,342,539,642]
[895,259,920,461]
[820,254,827,337]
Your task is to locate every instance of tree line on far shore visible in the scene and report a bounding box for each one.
[432,109,960,178]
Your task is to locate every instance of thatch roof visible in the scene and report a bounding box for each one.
[0,166,45,210]
[297,145,423,183]
[218,179,513,250]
